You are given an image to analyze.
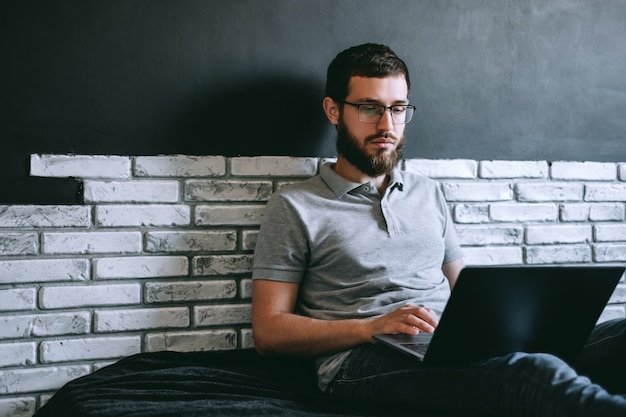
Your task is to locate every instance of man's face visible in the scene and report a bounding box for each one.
[336,75,409,177]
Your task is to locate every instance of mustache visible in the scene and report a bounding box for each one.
[366,131,400,142]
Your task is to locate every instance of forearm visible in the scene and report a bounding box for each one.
[253,311,372,357]
[251,279,437,357]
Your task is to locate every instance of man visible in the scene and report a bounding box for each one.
[251,43,626,416]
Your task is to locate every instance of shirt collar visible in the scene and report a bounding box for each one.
[320,163,405,198]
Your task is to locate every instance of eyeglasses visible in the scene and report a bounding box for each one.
[339,101,416,124]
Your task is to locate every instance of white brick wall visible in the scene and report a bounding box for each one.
[0,154,625,415]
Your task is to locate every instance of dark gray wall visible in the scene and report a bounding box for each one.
[2,0,626,202]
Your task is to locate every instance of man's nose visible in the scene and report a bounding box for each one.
[376,108,395,130]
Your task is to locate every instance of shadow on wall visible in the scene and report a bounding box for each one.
[2,76,334,204]
[166,75,333,157]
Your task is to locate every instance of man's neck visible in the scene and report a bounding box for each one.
[333,157,390,194]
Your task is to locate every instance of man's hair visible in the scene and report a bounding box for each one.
[325,43,411,102]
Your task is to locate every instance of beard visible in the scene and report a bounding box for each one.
[336,119,404,177]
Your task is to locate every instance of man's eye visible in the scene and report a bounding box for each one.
[392,106,407,114]
[361,105,381,116]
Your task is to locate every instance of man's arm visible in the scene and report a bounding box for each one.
[442,258,465,289]
[252,279,439,357]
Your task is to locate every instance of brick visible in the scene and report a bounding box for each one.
[192,255,253,276]
[0,312,90,339]
[134,155,226,177]
[33,312,91,336]
[479,161,548,179]
[242,230,258,251]
[0,288,36,311]
[461,246,523,266]
[441,182,513,202]
[525,225,591,244]
[145,329,237,352]
[240,279,253,299]
[0,315,32,339]
[0,365,90,394]
[231,157,318,176]
[452,204,490,223]
[195,205,265,226]
[30,154,131,178]
[94,256,188,279]
[0,342,36,367]
[589,204,626,221]
[599,305,625,322]
[456,226,523,245]
[595,224,626,242]
[95,307,189,332]
[551,161,616,181]
[404,159,477,179]
[185,180,273,202]
[489,203,557,222]
[43,231,142,254]
[0,397,36,417]
[0,206,90,228]
[0,233,38,255]
[194,304,252,326]
[560,203,626,222]
[516,183,583,202]
[145,231,237,253]
[95,204,190,227]
[0,259,89,284]
[40,284,141,309]
[585,184,626,202]
[609,284,626,304]
[594,244,626,262]
[525,245,592,264]
[559,203,589,222]
[145,280,237,303]
[83,180,179,203]
[41,336,140,363]
[240,328,255,349]
[619,164,626,181]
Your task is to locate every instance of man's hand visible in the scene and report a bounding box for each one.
[368,304,439,340]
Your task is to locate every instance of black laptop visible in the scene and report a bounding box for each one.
[374,265,624,365]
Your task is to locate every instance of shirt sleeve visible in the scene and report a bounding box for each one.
[251,191,309,283]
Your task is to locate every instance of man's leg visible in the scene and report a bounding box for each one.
[575,318,626,393]
[327,344,626,417]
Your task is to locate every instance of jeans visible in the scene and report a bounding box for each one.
[327,319,626,417]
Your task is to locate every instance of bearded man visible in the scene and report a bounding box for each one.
[251,43,626,417]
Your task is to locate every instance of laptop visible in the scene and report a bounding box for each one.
[374,265,624,366]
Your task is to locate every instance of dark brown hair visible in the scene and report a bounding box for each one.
[325,43,411,102]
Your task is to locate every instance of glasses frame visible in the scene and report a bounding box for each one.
[339,100,416,125]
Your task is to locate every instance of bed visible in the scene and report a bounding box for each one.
[34,348,466,417]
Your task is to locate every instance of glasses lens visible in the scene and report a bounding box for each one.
[392,106,414,124]
[358,105,383,123]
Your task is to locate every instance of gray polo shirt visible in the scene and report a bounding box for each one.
[252,163,463,390]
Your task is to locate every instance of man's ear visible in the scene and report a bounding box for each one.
[322,97,340,125]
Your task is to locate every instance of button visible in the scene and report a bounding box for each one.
[363,186,370,192]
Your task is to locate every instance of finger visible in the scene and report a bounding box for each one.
[398,314,420,335]
[402,311,438,332]
[415,305,439,324]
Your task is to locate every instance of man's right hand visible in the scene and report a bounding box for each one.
[366,304,439,341]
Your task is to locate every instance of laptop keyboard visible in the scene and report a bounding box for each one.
[401,342,429,356]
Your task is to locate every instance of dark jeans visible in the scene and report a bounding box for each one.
[327,319,626,417]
